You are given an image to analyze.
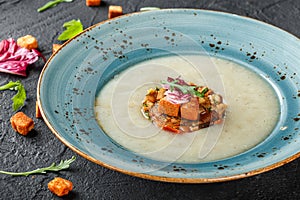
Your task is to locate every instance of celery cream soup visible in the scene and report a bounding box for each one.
[94,55,279,163]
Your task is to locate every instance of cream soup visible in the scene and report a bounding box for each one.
[94,55,279,163]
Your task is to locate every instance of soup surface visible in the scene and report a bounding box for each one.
[94,55,279,163]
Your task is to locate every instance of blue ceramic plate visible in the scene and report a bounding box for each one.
[37,9,300,183]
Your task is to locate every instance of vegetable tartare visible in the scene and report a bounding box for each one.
[141,77,227,133]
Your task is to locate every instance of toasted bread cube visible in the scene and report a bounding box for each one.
[158,98,180,117]
[48,177,73,197]
[36,101,42,118]
[156,88,165,100]
[180,97,199,121]
[10,112,34,135]
[108,5,123,19]
[52,44,61,54]
[17,35,38,50]
[86,0,101,6]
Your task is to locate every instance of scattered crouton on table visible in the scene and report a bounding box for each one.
[10,112,34,135]
[86,0,101,6]
[52,44,61,54]
[48,177,73,197]
[17,35,38,50]
[35,101,42,119]
[108,5,123,19]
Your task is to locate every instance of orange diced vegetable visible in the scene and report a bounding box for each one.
[158,98,180,117]
[48,177,73,197]
[180,97,199,121]
[108,5,123,19]
[17,35,38,50]
[86,0,101,6]
[10,112,34,135]
[163,125,180,134]
[213,119,223,124]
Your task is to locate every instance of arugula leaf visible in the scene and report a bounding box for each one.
[0,81,19,90]
[0,156,76,176]
[161,80,189,94]
[161,80,208,98]
[37,0,74,12]
[140,7,161,12]
[58,19,83,41]
[0,81,26,111]
[11,83,26,111]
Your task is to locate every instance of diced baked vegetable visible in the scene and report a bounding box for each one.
[52,44,61,53]
[48,177,73,197]
[108,5,123,19]
[158,98,180,117]
[10,112,34,135]
[163,125,180,134]
[180,97,199,121]
[17,35,38,50]
[86,0,101,6]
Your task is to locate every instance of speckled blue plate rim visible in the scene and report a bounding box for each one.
[37,9,300,183]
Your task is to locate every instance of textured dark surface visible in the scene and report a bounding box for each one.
[0,0,300,199]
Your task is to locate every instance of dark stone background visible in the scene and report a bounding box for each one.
[0,0,300,199]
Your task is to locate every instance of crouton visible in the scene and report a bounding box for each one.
[36,101,42,118]
[48,177,73,197]
[86,0,101,6]
[156,88,165,100]
[180,97,199,121]
[10,112,34,135]
[52,44,61,54]
[158,98,180,117]
[145,93,156,103]
[17,35,38,50]
[108,5,123,19]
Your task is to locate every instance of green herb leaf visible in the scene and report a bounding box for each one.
[58,19,83,41]
[0,81,19,90]
[0,81,27,111]
[161,79,208,98]
[198,87,208,97]
[0,156,76,176]
[161,80,189,94]
[193,90,203,97]
[140,7,161,12]
[11,83,26,111]
[37,0,73,12]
